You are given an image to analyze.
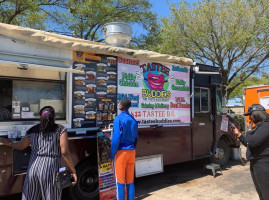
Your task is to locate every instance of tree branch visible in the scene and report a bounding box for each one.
[90,24,102,41]
[84,24,97,40]
[228,46,265,83]
[227,52,269,95]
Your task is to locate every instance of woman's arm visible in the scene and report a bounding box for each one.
[245,124,269,148]
[0,137,30,150]
[60,131,77,185]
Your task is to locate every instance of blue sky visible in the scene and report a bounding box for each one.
[133,0,195,35]
[149,0,179,18]
[149,0,197,17]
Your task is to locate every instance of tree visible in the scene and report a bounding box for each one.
[130,21,163,51]
[52,0,157,43]
[0,0,61,29]
[229,72,269,99]
[0,0,158,46]
[158,0,269,97]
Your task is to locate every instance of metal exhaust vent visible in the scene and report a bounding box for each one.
[102,22,132,47]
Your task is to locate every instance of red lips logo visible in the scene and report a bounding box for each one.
[147,72,165,90]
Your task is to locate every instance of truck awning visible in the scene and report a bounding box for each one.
[0,59,85,74]
[0,23,194,66]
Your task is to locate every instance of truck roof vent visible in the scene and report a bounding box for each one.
[102,22,132,47]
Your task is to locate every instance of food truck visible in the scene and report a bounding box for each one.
[0,23,240,199]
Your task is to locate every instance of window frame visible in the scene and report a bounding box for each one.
[216,87,223,114]
[194,87,210,113]
[0,76,67,122]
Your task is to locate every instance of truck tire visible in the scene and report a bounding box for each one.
[210,139,230,166]
[69,159,99,200]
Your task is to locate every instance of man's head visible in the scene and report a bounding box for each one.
[244,104,268,124]
[118,98,131,111]
[244,104,265,116]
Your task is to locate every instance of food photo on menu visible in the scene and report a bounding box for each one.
[74,91,85,100]
[74,105,85,114]
[107,71,117,79]
[97,77,107,86]
[86,71,96,79]
[107,57,117,66]
[73,118,84,128]
[85,98,96,107]
[107,85,116,94]
[97,63,107,72]
[86,84,96,93]
[86,111,96,120]
[74,76,85,85]
[97,92,107,99]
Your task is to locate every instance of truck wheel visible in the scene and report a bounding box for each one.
[210,139,230,166]
[69,159,99,200]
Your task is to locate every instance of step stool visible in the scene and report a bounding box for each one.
[203,163,222,178]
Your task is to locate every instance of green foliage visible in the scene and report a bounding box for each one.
[0,0,158,45]
[54,0,157,42]
[233,115,245,132]
[159,0,269,97]
[229,72,269,99]
[0,0,60,30]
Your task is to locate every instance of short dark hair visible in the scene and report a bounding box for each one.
[120,98,131,110]
[251,110,269,124]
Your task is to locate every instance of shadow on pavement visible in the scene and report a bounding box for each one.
[135,158,244,200]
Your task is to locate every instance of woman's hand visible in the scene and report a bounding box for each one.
[246,121,253,130]
[71,172,77,185]
[0,137,11,146]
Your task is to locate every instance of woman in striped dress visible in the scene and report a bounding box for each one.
[0,106,77,200]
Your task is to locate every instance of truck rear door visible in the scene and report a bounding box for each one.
[192,86,214,158]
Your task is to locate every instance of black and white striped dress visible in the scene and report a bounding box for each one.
[22,124,66,200]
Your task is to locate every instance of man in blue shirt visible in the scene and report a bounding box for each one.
[110,98,138,200]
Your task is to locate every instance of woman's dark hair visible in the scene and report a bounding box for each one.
[120,98,131,110]
[251,110,269,124]
[39,106,56,136]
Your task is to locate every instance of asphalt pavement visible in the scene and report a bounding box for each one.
[135,146,258,200]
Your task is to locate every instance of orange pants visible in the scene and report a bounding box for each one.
[114,150,136,184]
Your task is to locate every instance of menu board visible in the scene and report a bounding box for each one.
[117,57,191,125]
[72,51,117,128]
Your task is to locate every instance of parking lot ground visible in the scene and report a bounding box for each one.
[135,155,258,200]
[1,147,259,200]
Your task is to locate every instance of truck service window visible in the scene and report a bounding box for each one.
[0,78,66,121]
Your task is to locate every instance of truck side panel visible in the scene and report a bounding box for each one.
[136,126,192,165]
[0,146,25,195]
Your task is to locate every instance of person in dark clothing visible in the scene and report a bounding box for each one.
[0,106,77,200]
[231,104,269,200]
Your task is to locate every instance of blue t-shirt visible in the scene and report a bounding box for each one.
[109,110,138,159]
